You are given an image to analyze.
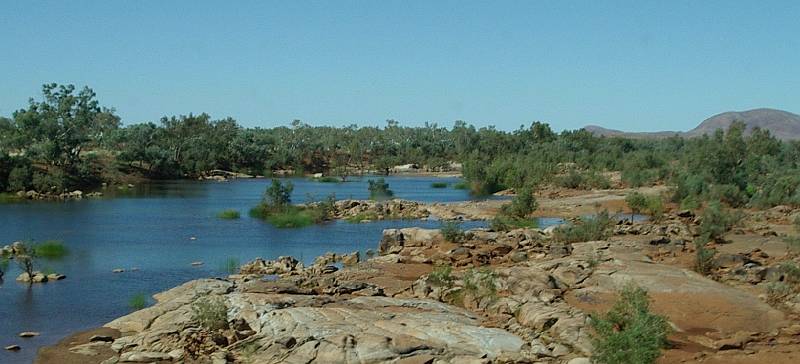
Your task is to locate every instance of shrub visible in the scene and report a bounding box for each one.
[694,240,717,275]
[490,215,538,231]
[462,268,498,302]
[645,196,665,221]
[558,169,584,189]
[553,211,613,243]
[698,201,740,242]
[264,179,293,209]
[501,187,538,218]
[129,293,148,311]
[431,182,448,188]
[440,221,465,243]
[785,236,800,251]
[191,296,229,330]
[368,178,394,200]
[427,265,454,288]
[216,209,240,219]
[590,283,670,364]
[625,192,648,220]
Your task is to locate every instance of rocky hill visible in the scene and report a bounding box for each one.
[585,108,800,140]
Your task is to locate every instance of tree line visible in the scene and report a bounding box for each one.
[2,83,800,209]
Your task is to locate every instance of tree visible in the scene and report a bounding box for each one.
[368,178,394,200]
[625,192,648,221]
[264,179,293,210]
[14,243,37,285]
[11,83,119,168]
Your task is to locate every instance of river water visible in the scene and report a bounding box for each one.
[0,176,563,363]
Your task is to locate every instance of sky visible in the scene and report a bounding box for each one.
[1,1,798,132]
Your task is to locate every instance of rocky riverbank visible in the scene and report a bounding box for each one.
[33,203,800,363]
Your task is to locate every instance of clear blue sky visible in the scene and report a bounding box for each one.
[1,1,798,131]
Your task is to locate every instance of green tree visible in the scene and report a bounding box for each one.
[368,178,394,200]
[264,179,293,210]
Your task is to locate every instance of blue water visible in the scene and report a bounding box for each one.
[0,176,545,363]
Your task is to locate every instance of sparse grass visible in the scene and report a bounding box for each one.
[191,296,228,330]
[553,211,613,243]
[766,282,793,305]
[216,209,240,219]
[129,293,148,311]
[440,221,465,243]
[220,257,240,274]
[34,240,68,259]
[431,182,448,188]
[345,211,379,223]
[785,236,800,251]
[590,283,670,364]
[462,267,498,303]
[427,265,454,288]
[452,181,469,190]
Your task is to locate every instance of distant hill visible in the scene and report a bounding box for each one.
[585,108,800,140]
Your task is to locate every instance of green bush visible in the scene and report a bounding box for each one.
[490,215,538,231]
[368,178,394,200]
[440,221,465,243]
[591,283,670,364]
[501,187,538,218]
[129,293,148,311]
[430,182,448,188]
[216,209,240,219]
[698,201,740,242]
[625,192,648,219]
[191,296,229,330]
[264,179,293,209]
[553,211,613,243]
[694,241,717,275]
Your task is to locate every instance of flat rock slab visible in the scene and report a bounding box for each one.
[569,259,787,335]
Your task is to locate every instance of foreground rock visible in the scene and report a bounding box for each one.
[36,205,800,363]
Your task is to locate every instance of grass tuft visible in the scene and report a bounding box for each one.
[34,240,68,259]
[431,182,448,188]
[129,293,148,311]
[216,209,241,219]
